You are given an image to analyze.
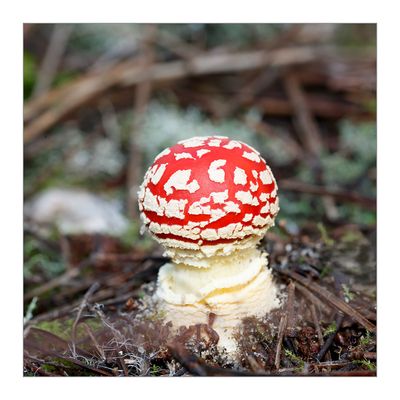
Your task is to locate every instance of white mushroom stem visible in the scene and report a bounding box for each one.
[154,247,280,353]
[138,136,282,354]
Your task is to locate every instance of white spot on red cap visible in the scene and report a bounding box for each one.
[250,181,259,192]
[179,137,205,148]
[142,188,161,214]
[252,215,270,227]
[260,192,270,201]
[235,191,253,205]
[154,148,171,161]
[151,163,168,185]
[243,213,253,222]
[217,222,243,239]
[197,149,210,158]
[188,200,211,215]
[234,167,247,185]
[210,208,226,223]
[175,153,194,160]
[224,201,240,214]
[164,170,200,195]
[270,200,279,215]
[260,169,273,184]
[242,151,261,163]
[164,198,188,220]
[208,159,226,183]
[246,143,261,155]
[223,140,242,150]
[211,190,229,204]
[208,139,222,147]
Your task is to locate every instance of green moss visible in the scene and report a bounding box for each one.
[344,205,376,226]
[340,230,365,244]
[277,193,315,224]
[317,223,334,247]
[284,349,304,371]
[320,265,332,279]
[24,236,65,280]
[254,321,271,342]
[52,357,98,376]
[323,322,337,337]
[359,331,373,347]
[36,320,70,340]
[150,364,162,376]
[41,363,57,373]
[352,359,376,371]
[364,97,377,114]
[334,24,376,50]
[36,317,102,341]
[341,284,355,302]
[24,51,37,99]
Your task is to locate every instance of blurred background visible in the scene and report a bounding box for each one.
[23,23,376,322]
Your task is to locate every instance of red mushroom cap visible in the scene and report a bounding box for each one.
[138,136,279,258]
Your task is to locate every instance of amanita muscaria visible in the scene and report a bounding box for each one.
[138,136,281,352]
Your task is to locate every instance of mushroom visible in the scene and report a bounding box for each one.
[138,136,281,353]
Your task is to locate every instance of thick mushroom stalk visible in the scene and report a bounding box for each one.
[138,136,280,352]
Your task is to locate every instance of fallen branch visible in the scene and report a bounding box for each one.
[285,281,296,337]
[275,268,376,332]
[310,304,324,347]
[274,314,287,370]
[256,95,371,119]
[284,71,323,157]
[24,46,318,143]
[71,282,100,357]
[82,322,106,360]
[24,268,80,302]
[280,179,376,209]
[28,287,114,324]
[316,312,344,361]
[295,283,332,315]
[33,24,74,97]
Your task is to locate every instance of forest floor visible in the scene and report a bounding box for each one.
[23,223,376,376]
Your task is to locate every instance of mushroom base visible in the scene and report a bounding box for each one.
[154,249,281,354]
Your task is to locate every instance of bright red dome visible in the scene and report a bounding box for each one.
[138,136,279,250]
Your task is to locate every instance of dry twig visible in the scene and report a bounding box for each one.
[284,71,323,157]
[24,268,80,302]
[82,322,106,360]
[276,268,376,332]
[285,281,296,337]
[274,314,287,369]
[280,179,376,209]
[316,312,344,361]
[71,282,100,356]
[24,46,318,143]
[127,25,157,218]
[33,24,74,97]
[295,283,332,315]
